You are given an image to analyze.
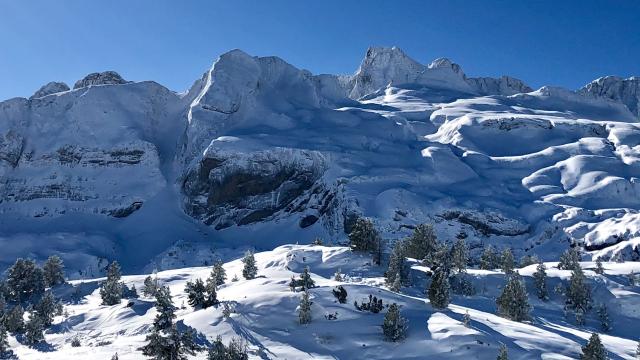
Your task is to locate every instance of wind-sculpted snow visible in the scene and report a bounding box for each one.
[1,46,640,274]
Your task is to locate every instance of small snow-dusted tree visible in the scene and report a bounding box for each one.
[533,261,549,300]
[100,261,123,306]
[558,247,581,271]
[581,333,607,360]
[208,336,227,360]
[594,258,605,275]
[34,291,62,326]
[43,255,65,287]
[463,310,471,327]
[210,260,227,287]
[334,268,343,281]
[597,304,611,332]
[185,279,206,309]
[451,238,469,273]
[0,293,5,317]
[628,271,637,286]
[143,274,159,297]
[204,278,218,308]
[428,265,450,309]
[241,251,257,280]
[332,286,348,304]
[24,313,44,345]
[566,266,591,325]
[382,303,408,342]
[111,353,119,360]
[6,258,45,302]
[496,272,530,322]
[0,325,8,355]
[480,245,499,270]
[298,290,312,325]
[4,305,24,333]
[391,273,402,292]
[385,241,407,287]
[226,337,249,360]
[497,344,508,360]
[501,248,515,274]
[349,218,381,253]
[153,286,176,331]
[299,266,316,291]
[519,254,539,268]
[404,223,438,261]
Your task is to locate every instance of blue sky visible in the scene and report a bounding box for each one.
[1,0,639,100]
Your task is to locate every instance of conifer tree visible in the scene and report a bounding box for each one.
[185,279,207,308]
[143,274,159,297]
[594,258,605,275]
[4,305,24,333]
[43,255,65,287]
[533,261,549,300]
[0,293,5,317]
[558,247,581,271]
[519,254,539,267]
[208,335,227,360]
[385,241,407,287]
[501,248,515,274]
[628,271,637,286]
[0,325,8,355]
[226,337,249,360]
[6,258,45,302]
[496,272,530,322]
[111,353,119,360]
[581,333,607,360]
[348,218,381,253]
[34,291,62,326]
[497,344,508,360]
[597,304,611,332]
[153,286,176,331]
[334,268,343,281]
[24,313,44,345]
[566,266,591,325]
[382,303,408,342]
[428,265,450,309]
[299,266,316,291]
[298,290,312,325]
[391,273,402,292]
[204,278,218,308]
[404,223,438,261]
[241,251,257,280]
[100,261,123,306]
[451,238,469,273]
[463,311,471,327]
[332,286,348,304]
[480,245,499,270]
[211,260,227,287]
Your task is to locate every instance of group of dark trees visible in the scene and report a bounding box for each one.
[0,255,66,351]
[184,261,225,309]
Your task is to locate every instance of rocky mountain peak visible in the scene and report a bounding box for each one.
[73,71,129,89]
[30,81,70,99]
[579,76,640,117]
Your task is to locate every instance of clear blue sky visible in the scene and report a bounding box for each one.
[1,0,639,100]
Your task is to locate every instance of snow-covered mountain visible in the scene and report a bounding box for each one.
[1,47,640,276]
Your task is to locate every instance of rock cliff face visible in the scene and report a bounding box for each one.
[1,46,640,273]
[579,76,640,118]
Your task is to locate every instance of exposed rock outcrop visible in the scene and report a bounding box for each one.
[73,71,129,89]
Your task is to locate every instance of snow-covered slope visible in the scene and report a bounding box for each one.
[1,47,640,276]
[6,245,640,359]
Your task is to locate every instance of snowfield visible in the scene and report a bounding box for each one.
[5,245,640,359]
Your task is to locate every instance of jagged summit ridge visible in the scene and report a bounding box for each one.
[73,70,129,89]
[579,75,640,118]
[30,81,70,99]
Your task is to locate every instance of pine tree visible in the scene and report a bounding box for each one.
[298,290,312,325]
[24,313,44,345]
[0,293,5,317]
[211,260,227,286]
[100,261,123,306]
[382,303,408,342]
[299,266,316,291]
[496,272,530,322]
[581,333,607,360]
[6,258,45,302]
[428,265,450,309]
[594,258,605,275]
[153,286,176,331]
[4,305,24,333]
[558,247,581,271]
[463,310,471,327]
[480,246,499,270]
[628,271,637,286]
[334,268,343,281]
[501,248,515,274]
[332,286,348,304]
[391,273,402,292]
[185,279,207,308]
[451,238,469,273]
[241,251,257,280]
[597,304,611,332]
[34,291,62,327]
[385,241,407,287]
[208,335,227,360]
[533,261,549,300]
[348,218,381,253]
[404,223,438,261]
[43,255,65,287]
[519,254,539,267]
[143,275,159,297]
[111,353,119,360]
[0,325,8,355]
[497,344,508,360]
[566,266,591,325]
[204,278,218,308]
[226,337,249,360]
